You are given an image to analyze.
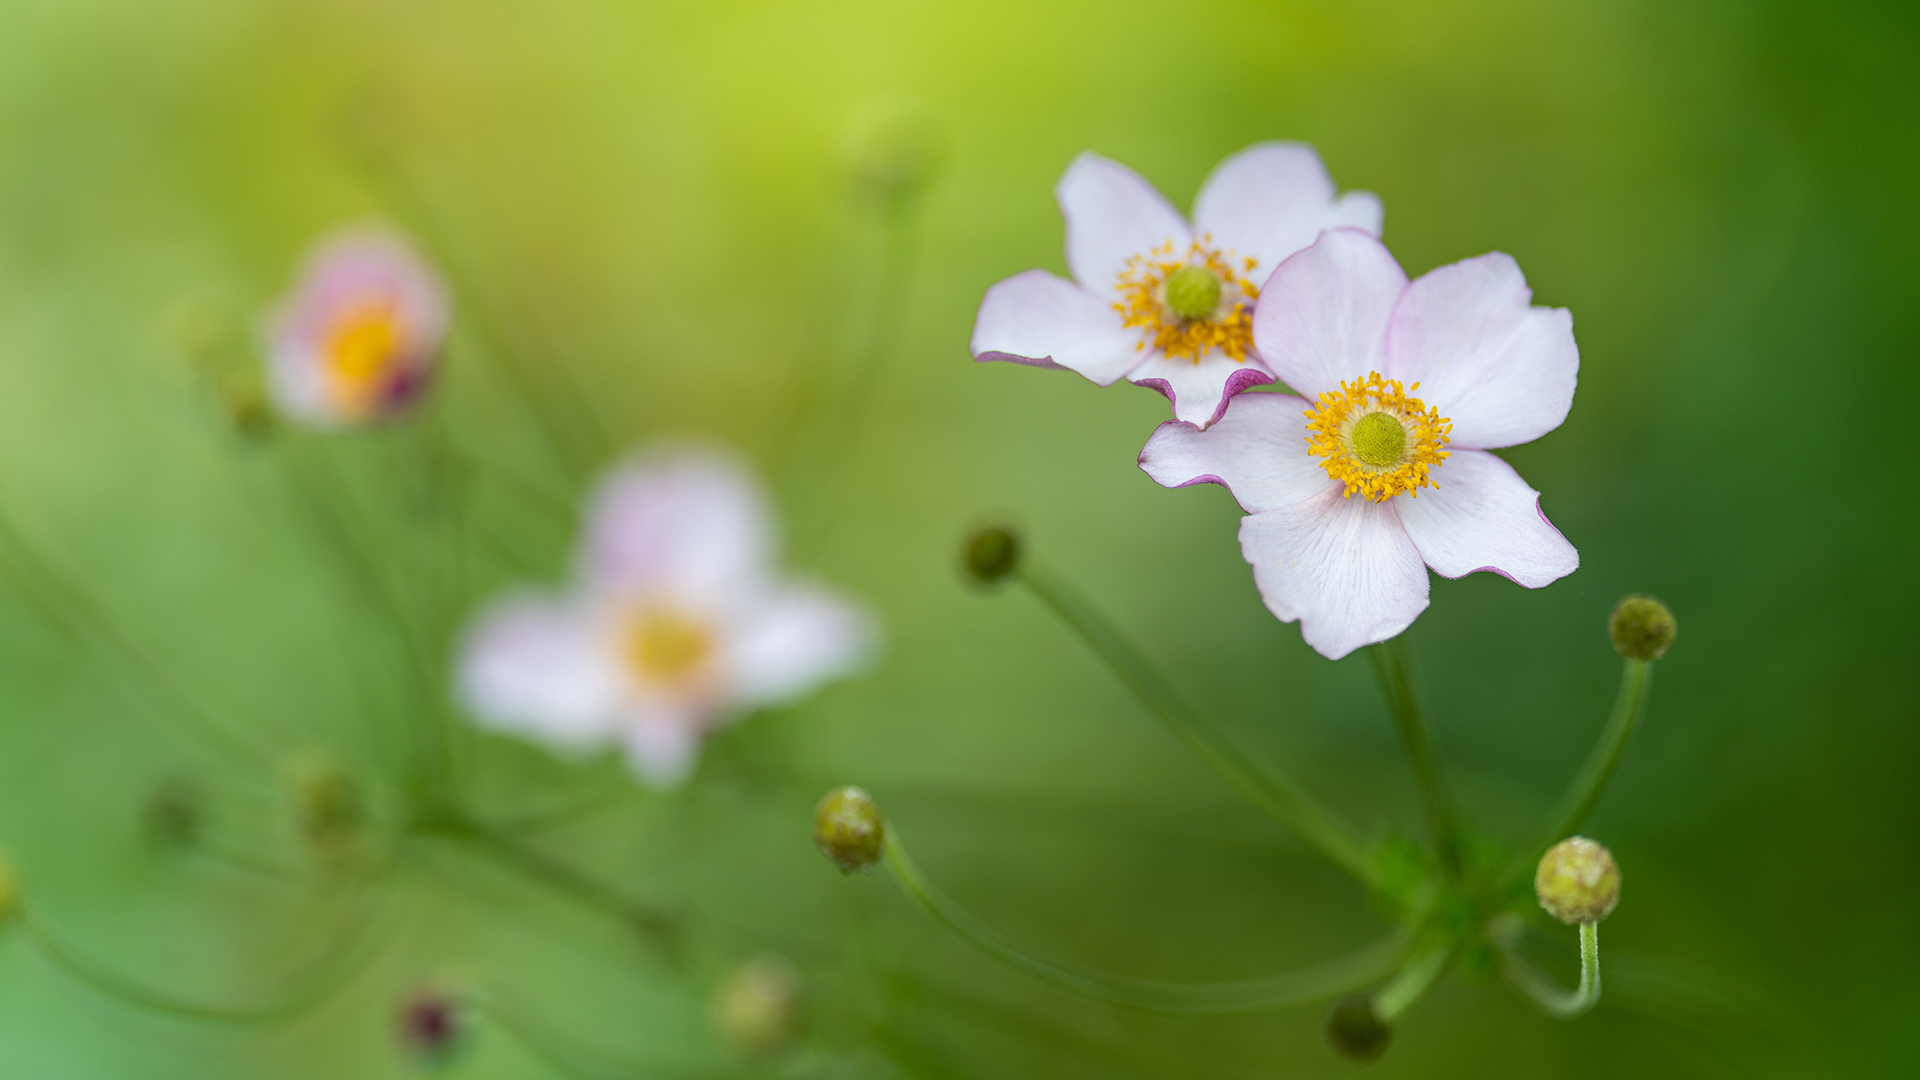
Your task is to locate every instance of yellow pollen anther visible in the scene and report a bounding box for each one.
[1304,372,1452,501]
[324,301,404,416]
[1113,237,1260,365]
[625,609,715,684]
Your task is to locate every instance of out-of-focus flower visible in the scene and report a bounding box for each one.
[266,226,448,426]
[458,449,873,787]
[713,953,803,1056]
[970,143,1380,428]
[1139,229,1578,659]
[395,987,471,1067]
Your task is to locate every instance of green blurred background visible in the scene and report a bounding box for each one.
[0,0,1915,1076]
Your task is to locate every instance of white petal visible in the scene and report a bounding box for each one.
[1395,450,1578,587]
[725,584,874,709]
[1127,352,1276,428]
[457,593,623,750]
[584,448,773,604]
[1192,143,1382,284]
[1056,152,1192,298]
[621,711,704,788]
[1138,393,1337,513]
[1237,489,1429,660]
[1251,229,1407,400]
[1382,252,1577,449]
[970,269,1146,386]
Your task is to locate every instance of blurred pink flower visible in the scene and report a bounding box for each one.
[1139,229,1579,659]
[266,226,448,426]
[457,448,874,786]
[970,143,1380,428]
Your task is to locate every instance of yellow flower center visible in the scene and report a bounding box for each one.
[1114,238,1260,364]
[1304,372,1452,501]
[624,609,715,685]
[323,301,404,416]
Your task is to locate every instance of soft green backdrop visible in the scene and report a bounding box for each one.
[0,0,1914,1076]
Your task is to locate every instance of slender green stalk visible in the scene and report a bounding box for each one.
[884,825,1406,1014]
[1016,563,1375,883]
[1535,659,1653,855]
[1367,639,1461,880]
[1502,922,1601,1019]
[1372,939,1455,1021]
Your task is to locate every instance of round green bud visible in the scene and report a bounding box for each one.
[1325,995,1391,1062]
[1608,594,1676,661]
[842,96,946,206]
[814,786,884,875]
[1350,411,1408,467]
[290,760,365,849]
[1162,264,1223,321]
[713,953,803,1057]
[961,525,1021,587]
[1535,836,1621,925]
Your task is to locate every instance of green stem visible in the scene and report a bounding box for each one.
[1016,564,1375,883]
[1371,939,1454,1021]
[1367,638,1461,880]
[1502,922,1601,1019]
[883,824,1406,1014]
[1535,660,1653,856]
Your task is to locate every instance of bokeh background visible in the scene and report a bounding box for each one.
[0,0,1915,1076]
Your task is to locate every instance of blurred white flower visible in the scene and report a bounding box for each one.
[1139,229,1579,660]
[266,226,448,425]
[457,448,874,786]
[970,143,1380,428]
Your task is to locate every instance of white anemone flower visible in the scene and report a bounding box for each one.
[457,449,874,787]
[266,225,448,426]
[970,142,1381,428]
[1139,228,1579,660]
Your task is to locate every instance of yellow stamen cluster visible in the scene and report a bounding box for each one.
[324,301,404,417]
[1304,372,1452,501]
[625,609,715,685]
[1113,238,1260,364]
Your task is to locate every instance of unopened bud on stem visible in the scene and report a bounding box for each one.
[1325,995,1391,1062]
[814,786,884,874]
[1535,836,1621,925]
[962,525,1021,587]
[1609,594,1676,661]
[713,953,803,1056]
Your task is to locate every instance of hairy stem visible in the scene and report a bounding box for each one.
[1502,922,1601,1019]
[1016,563,1375,883]
[1534,659,1653,857]
[1367,638,1461,881]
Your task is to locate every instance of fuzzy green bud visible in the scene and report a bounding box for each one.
[843,96,946,207]
[814,786,884,874]
[1608,594,1676,661]
[961,525,1021,587]
[713,953,803,1057]
[1325,995,1391,1062]
[1535,836,1621,925]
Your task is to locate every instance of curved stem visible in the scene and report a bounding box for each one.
[1367,638,1461,880]
[1502,922,1601,1019]
[1535,660,1653,856]
[884,825,1405,1014]
[1016,563,1375,884]
[1372,939,1454,1021]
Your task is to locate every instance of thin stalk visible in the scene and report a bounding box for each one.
[1372,939,1455,1021]
[1534,660,1653,855]
[1016,563,1375,883]
[884,825,1406,1014]
[1502,922,1601,1019]
[1367,638,1461,880]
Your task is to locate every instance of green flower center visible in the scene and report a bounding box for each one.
[1349,411,1408,467]
[1162,264,1222,322]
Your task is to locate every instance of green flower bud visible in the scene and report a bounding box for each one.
[814,786,884,874]
[842,96,946,207]
[1608,594,1676,661]
[1325,995,1391,1062]
[1535,836,1621,925]
[713,953,803,1057]
[290,760,365,850]
[961,525,1021,587]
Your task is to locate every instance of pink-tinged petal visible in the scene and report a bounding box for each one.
[1138,393,1336,512]
[585,448,773,604]
[1238,489,1429,660]
[1395,449,1577,587]
[970,269,1145,386]
[1252,229,1407,399]
[457,593,624,750]
[1192,143,1383,284]
[1382,252,1577,449]
[1057,152,1192,297]
[621,710,704,787]
[725,584,875,710]
[1128,352,1276,428]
